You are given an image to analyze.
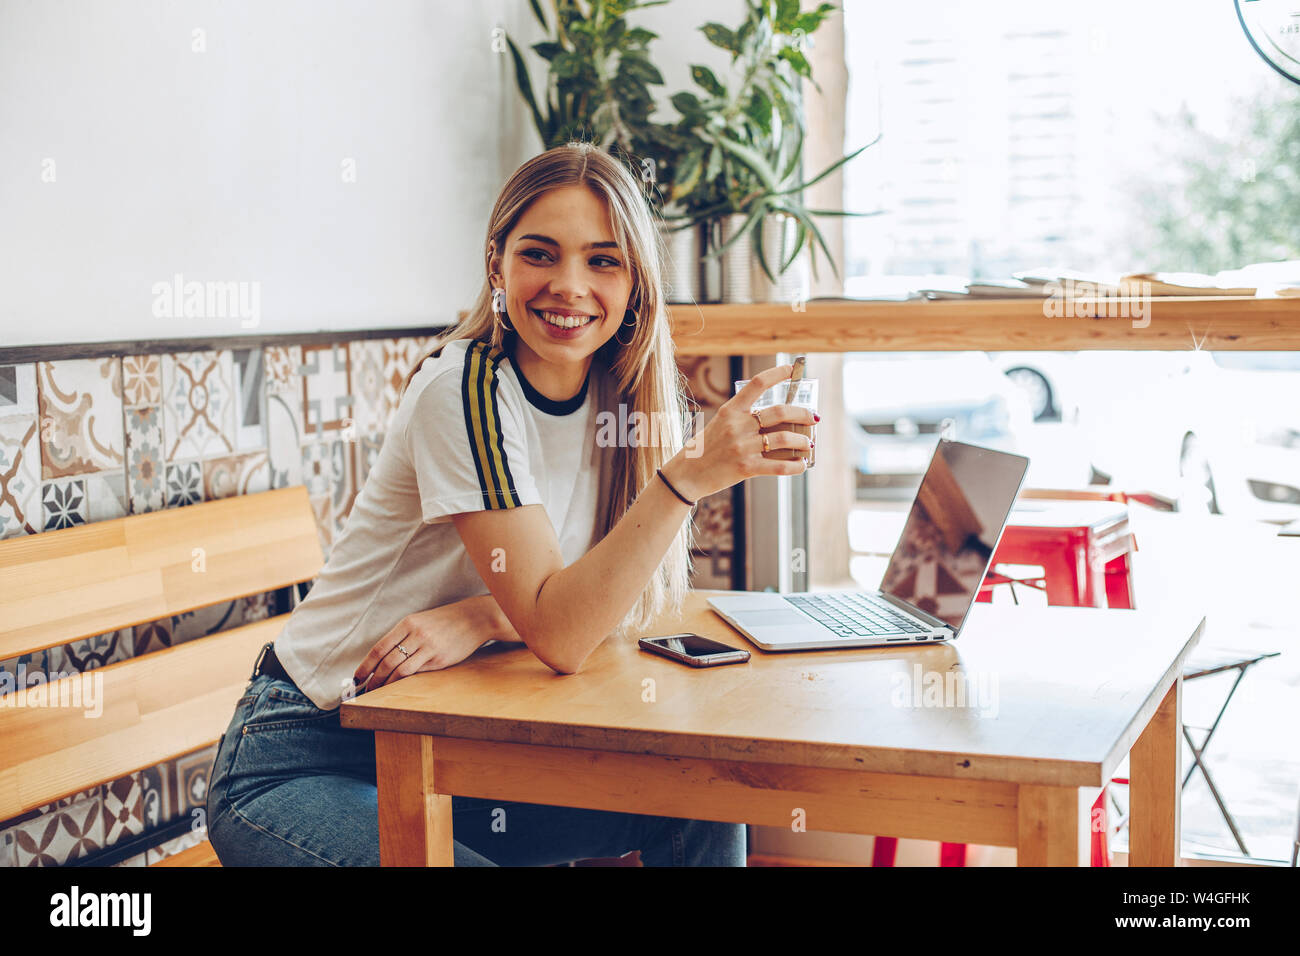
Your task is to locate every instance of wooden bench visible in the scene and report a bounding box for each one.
[0,485,324,867]
[1,483,642,867]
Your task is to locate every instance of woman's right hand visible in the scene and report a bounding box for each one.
[351,596,504,692]
[662,363,817,502]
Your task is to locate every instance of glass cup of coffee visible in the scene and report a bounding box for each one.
[733,378,818,468]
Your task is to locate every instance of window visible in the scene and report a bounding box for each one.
[841,0,1300,288]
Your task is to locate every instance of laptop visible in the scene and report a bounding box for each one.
[708,439,1030,650]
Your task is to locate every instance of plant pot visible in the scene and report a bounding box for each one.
[719,213,754,304]
[660,219,702,304]
[698,219,723,303]
[753,213,811,305]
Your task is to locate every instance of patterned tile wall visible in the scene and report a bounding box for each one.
[677,354,737,588]
[0,335,736,866]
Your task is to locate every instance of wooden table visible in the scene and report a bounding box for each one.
[340,589,1203,866]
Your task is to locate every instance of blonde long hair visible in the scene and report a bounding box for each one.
[400,142,694,638]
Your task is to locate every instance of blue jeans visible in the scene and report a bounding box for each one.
[206,673,746,866]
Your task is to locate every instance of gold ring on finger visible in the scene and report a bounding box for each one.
[762,433,770,454]
[397,644,411,659]
[751,409,763,429]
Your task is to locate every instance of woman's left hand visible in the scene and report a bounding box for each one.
[352,596,501,692]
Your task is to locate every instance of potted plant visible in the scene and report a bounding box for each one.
[503,1,875,304]
[506,0,709,298]
[666,0,878,302]
[505,0,683,200]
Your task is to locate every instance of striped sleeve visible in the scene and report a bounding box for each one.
[461,340,525,509]
[405,341,540,523]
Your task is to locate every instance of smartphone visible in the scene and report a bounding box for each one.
[638,633,750,667]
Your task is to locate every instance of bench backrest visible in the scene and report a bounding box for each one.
[0,485,324,822]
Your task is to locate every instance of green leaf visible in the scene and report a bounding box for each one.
[531,41,564,61]
[712,132,781,193]
[527,0,548,31]
[570,28,594,58]
[766,199,837,279]
[612,74,650,110]
[671,91,706,120]
[781,132,803,186]
[505,35,547,143]
[795,5,836,35]
[804,214,840,280]
[804,208,887,217]
[753,237,775,283]
[622,55,664,85]
[778,47,811,79]
[773,135,880,195]
[704,204,766,261]
[737,16,755,49]
[701,22,739,54]
[769,82,796,132]
[744,87,773,136]
[775,0,801,31]
[799,209,841,279]
[625,26,658,46]
[785,218,807,273]
[691,65,725,97]
[607,17,627,47]
[553,51,583,80]
[670,148,704,201]
[752,210,781,283]
[705,143,722,183]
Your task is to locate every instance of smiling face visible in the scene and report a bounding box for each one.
[489,184,634,377]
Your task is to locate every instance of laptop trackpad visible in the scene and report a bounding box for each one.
[736,609,811,629]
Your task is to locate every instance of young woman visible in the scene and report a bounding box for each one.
[206,142,816,866]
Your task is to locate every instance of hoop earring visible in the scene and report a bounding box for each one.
[491,286,513,332]
[615,308,637,346]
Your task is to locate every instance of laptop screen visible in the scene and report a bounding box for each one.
[879,440,1029,633]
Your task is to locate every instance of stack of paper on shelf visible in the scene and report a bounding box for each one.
[1118,272,1256,296]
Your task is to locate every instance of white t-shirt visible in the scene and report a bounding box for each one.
[274,336,615,709]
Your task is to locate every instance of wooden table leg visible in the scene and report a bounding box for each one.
[1017,784,1087,866]
[1129,678,1182,866]
[375,731,453,866]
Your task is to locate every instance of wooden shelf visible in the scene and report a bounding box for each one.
[666,296,1300,354]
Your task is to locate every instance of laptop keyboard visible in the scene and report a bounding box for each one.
[784,592,929,638]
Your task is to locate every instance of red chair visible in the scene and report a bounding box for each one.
[872,490,1149,868]
[980,496,1138,866]
[973,499,1138,611]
